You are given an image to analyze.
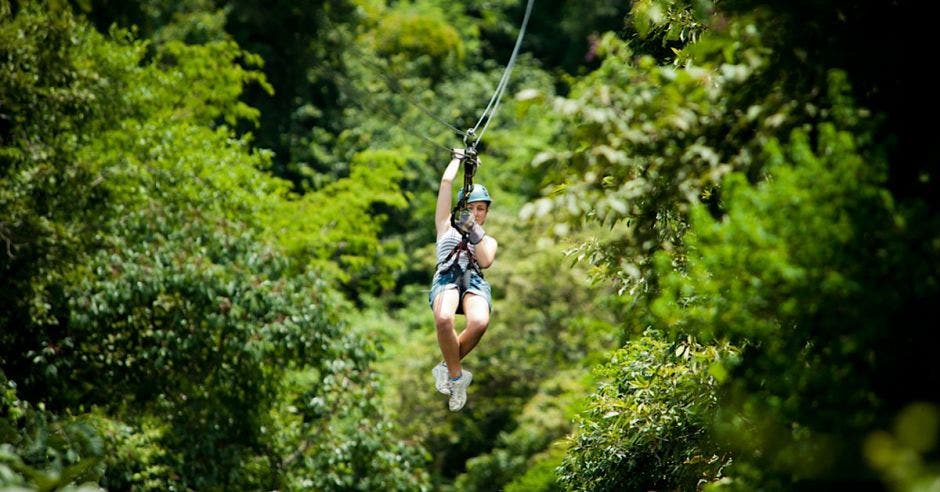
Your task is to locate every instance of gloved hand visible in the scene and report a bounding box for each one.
[456,209,486,244]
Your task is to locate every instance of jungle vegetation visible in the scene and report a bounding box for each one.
[2,0,937,490]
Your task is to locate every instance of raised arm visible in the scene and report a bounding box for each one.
[435,150,464,238]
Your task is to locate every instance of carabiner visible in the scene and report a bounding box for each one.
[463,128,478,151]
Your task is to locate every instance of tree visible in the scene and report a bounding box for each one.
[1,3,429,489]
[653,121,939,489]
[558,332,736,491]
[552,0,940,489]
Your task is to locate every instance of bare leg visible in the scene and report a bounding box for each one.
[433,288,462,378]
[458,293,490,359]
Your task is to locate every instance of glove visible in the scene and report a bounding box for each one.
[456,209,487,244]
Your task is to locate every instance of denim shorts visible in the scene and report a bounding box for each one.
[428,269,492,314]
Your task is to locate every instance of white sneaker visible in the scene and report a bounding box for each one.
[432,361,450,395]
[447,369,473,411]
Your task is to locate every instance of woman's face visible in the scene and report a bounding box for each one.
[468,201,489,225]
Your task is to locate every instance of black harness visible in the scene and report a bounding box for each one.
[438,236,483,286]
[436,234,484,315]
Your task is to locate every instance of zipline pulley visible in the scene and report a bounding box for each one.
[462,127,479,152]
[450,144,479,230]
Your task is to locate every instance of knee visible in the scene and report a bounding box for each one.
[467,315,489,334]
[435,312,456,331]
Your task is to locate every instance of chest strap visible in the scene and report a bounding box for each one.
[437,238,482,279]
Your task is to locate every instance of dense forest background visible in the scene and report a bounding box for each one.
[2,0,938,490]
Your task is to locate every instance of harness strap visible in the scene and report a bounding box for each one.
[436,238,482,282]
[435,235,484,316]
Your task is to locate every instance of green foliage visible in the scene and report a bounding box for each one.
[652,121,939,488]
[266,365,432,491]
[527,7,860,299]
[72,0,228,44]
[1,0,129,346]
[2,3,429,490]
[373,2,466,79]
[653,122,890,345]
[149,39,273,126]
[1,373,105,491]
[862,403,940,492]
[558,332,736,491]
[502,442,567,492]
[74,0,364,184]
[223,0,363,183]
[64,217,349,489]
[453,370,588,492]
[550,1,940,490]
[466,0,626,74]
[271,149,411,297]
[90,415,171,491]
[522,32,733,297]
[629,0,711,54]
[18,0,936,490]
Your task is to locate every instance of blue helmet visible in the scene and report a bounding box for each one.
[457,184,492,206]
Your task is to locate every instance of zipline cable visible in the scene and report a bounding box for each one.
[369,60,469,138]
[347,45,468,138]
[345,0,535,151]
[454,0,535,219]
[335,70,454,152]
[467,0,535,148]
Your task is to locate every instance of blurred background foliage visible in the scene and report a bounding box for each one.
[2,0,937,490]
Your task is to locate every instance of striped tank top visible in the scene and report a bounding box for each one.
[433,227,475,279]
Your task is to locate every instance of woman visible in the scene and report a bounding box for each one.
[429,149,498,411]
